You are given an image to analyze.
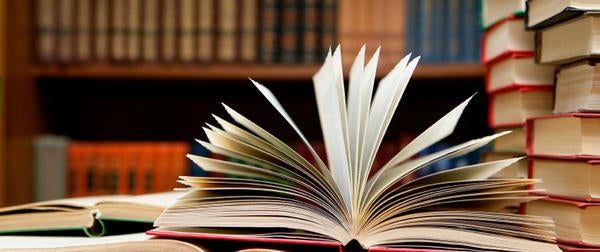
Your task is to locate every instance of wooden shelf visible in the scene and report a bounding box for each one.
[30,63,485,81]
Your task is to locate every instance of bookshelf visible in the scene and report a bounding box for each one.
[0,0,488,206]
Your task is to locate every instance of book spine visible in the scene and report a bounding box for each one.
[159,0,177,62]
[318,0,336,60]
[141,0,159,62]
[300,0,319,63]
[279,0,299,63]
[36,0,57,63]
[74,0,92,62]
[178,0,196,62]
[33,135,69,201]
[239,0,258,62]
[126,0,142,62]
[57,0,75,63]
[216,0,238,62]
[93,0,110,62]
[110,0,127,62]
[259,0,279,63]
[196,0,215,62]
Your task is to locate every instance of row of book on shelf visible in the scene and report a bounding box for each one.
[35,0,337,65]
[33,132,478,202]
[481,0,600,250]
[405,0,481,63]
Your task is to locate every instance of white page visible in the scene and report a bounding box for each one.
[313,47,353,214]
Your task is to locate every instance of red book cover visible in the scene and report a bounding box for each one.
[484,51,554,94]
[525,113,600,159]
[487,85,554,128]
[559,243,600,251]
[525,197,600,248]
[481,16,534,65]
[147,229,453,252]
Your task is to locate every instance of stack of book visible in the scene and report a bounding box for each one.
[523,0,600,251]
[479,0,555,182]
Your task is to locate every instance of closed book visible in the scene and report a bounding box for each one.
[480,0,526,30]
[553,59,600,113]
[526,113,600,159]
[525,0,600,30]
[93,0,110,61]
[57,0,76,63]
[487,85,554,128]
[33,134,70,201]
[178,0,196,62]
[529,157,600,202]
[238,0,258,62]
[481,16,534,64]
[485,52,555,93]
[535,13,600,65]
[258,0,279,63]
[525,197,600,248]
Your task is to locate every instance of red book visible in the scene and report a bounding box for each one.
[487,85,554,128]
[525,113,600,159]
[481,16,535,65]
[528,157,600,202]
[484,52,555,94]
[525,197,600,248]
[147,229,455,252]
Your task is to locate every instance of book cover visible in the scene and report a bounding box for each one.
[258,0,279,63]
[196,0,215,62]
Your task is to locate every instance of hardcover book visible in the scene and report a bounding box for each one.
[529,157,600,202]
[553,60,600,113]
[535,13,600,64]
[149,45,561,251]
[0,191,185,237]
[525,113,600,158]
[525,0,600,30]
[487,85,554,128]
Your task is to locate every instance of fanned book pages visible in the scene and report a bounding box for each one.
[149,45,562,252]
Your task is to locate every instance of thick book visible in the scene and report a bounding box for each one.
[525,0,600,30]
[485,52,556,93]
[491,126,527,153]
[149,45,561,251]
[0,191,185,237]
[535,12,600,65]
[525,113,600,158]
[528,157,600,202]
[525,197,600,248]
[553,59,600,113]
[480,0,526,30]
[481,16,534,64]
[0,232,207,252]
[487,85,554,128]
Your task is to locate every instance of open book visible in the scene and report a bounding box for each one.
[150,45,561,251]
[0,191,184,237]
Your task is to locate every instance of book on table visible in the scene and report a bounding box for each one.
[145,45,562,251]
[0,191,184,237]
